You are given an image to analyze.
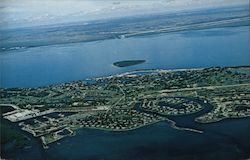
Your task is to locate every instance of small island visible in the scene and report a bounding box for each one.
[113,60,146,67]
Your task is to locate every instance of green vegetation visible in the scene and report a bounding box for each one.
[113,60,145,67]
[1,66,250,148]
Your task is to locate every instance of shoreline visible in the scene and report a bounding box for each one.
[92,66,250,81]
[195,115,250,124]
[1,66,249,89]
[44,117,203,147]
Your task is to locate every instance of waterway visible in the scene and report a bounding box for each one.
[42,96,250,160]
[1,95,250,159]
[44,120,250,160]
[0,26,249,88]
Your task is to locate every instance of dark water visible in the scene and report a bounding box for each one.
[44,120,250,160]
[0,26,249,88]
[38,99,250,159]
[167,98,214,130]
[135,97,214,130]
[2,116,250,160]
[2,97,250,160]
[0,118,46,160]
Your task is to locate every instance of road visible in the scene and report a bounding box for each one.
[159,83,250,93]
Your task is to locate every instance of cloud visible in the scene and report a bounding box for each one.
[0,0,249,29]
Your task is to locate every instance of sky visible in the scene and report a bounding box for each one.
[0,0,249,29]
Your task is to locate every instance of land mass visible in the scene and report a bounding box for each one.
[113,60,146,67]
[1,66,250,148]
[1,6,249,52]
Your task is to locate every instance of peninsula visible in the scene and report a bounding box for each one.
[1,66,250,148]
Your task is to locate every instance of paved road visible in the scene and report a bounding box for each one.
[159,83,250,93]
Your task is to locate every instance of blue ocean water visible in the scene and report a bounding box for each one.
[0,9,250,159]
[1,26,250,160]
[0,26,249,88]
